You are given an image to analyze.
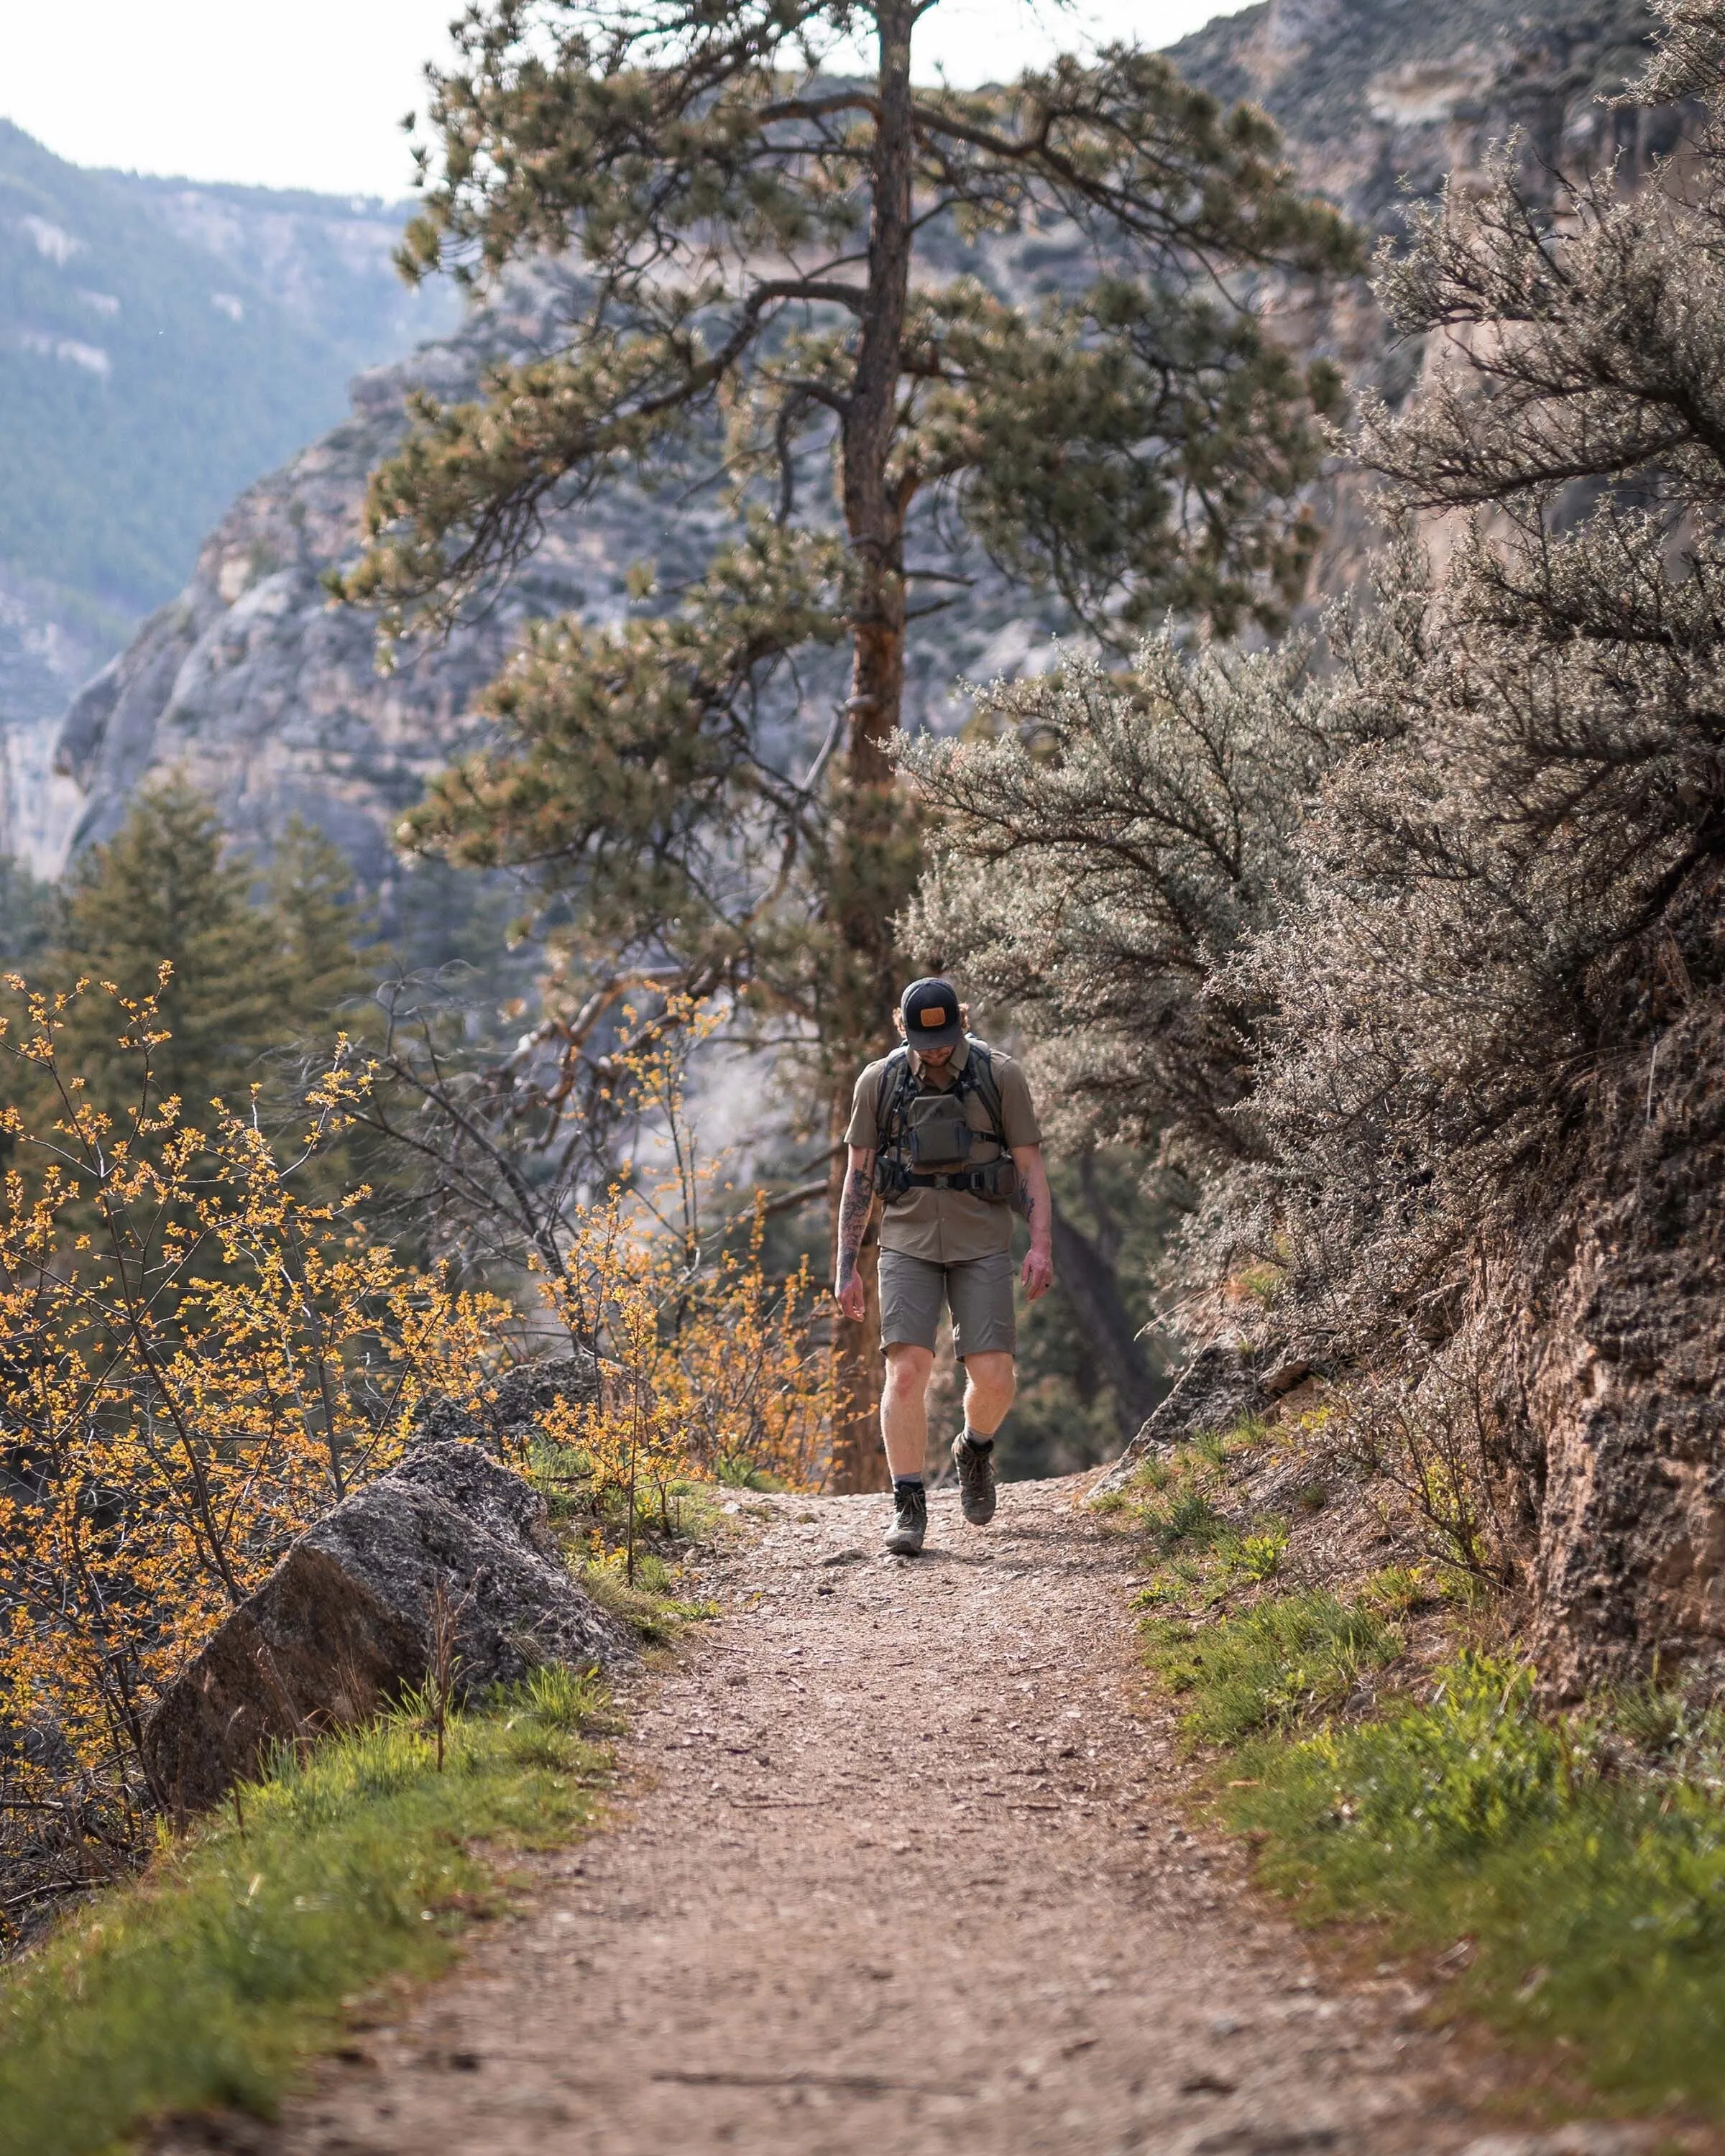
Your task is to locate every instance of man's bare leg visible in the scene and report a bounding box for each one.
[880,1342,934,1480]
[951,1349,1014,1527]
[960,1350,1016,1439]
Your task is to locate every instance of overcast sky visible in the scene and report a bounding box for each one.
[0,0,1254,200]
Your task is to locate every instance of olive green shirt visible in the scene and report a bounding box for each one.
[846,1036,1041,1263]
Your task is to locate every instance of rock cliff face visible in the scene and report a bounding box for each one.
[34,0,1664,889]
[1171,0,1665,599]
[53,278,607,884]
[45,296,1053,893]
[1517,977,1725,1700]
[1174,0,1657,213]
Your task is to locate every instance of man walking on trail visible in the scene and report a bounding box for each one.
[834,978,1054,1554]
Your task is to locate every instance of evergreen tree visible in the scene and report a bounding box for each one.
[44,783,370,1126]
[341,0,1357,1480]
[53,782,287,1120]
[0,855,56,971]
[267,819,378,1044]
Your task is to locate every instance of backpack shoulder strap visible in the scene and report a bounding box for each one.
[959,1038,1010,1148]
[874,1046,914,1150]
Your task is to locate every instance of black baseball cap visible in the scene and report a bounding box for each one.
[900,977,962,1049]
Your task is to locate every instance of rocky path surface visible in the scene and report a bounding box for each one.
[264,1478,1604,2156]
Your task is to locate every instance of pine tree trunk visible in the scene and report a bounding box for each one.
[826,0,919,1494]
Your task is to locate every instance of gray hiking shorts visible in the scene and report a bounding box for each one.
[878,1248,1016,1359]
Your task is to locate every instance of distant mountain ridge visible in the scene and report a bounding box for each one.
[0,121,459,866]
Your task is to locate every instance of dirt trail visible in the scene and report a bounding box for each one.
[264,1478,1593,2156]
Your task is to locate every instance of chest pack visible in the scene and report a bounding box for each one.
[872,1038,1021,1207]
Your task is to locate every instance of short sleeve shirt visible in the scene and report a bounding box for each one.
[845,1036,1041,1263]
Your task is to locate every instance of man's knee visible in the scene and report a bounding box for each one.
[883,1344,933,1396]
[964,1350,1016,1412]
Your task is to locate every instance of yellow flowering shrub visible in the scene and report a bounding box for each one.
[533,1004,829,1572]
[0,974,507,1797]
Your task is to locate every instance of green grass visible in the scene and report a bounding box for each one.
[1228,1652,1725,2116]
[578,1548,718,1640]
[1144,1542,1725,2123]
[1145,1585,1402,1743]
[0,1668,613,2156]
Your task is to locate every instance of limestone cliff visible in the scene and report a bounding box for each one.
[53,278,602,888]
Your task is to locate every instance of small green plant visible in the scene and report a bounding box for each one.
[1191,1428,1230,1468]
[1231,1525,1289,1583]
[577,1545,717,1641]
[1232,1263,1285,1308]
[1356,1565,1431,1619]
[1130,1580,1179,1609]
[1294,1481,1328,1512]
[1142,1488,1225,1556]
[1609,1675,1691,1759]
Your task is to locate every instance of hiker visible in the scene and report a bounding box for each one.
[834,977,1054,1554]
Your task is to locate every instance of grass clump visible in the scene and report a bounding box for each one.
[578,1546,717,1640]
[1146,1586,1401,1743]
[1228,1651,1725,2117]
[1142,1486,1226,1555]
[0,1674,612,2156]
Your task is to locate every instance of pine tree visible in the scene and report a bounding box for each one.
[268,819,377,1043]
[340,0,1357,1483]
[40,784,370,1128]
[52,781,288,1121]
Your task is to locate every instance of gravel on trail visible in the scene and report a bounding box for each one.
[251,1475,1650,2156]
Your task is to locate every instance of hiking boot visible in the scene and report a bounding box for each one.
[883,1483,927,1556]
[952,1433,997,1526]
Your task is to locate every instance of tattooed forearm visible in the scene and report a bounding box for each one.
[834,1161,874,1287]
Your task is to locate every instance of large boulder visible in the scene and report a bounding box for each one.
[141,1442,629,1812]
[1091,1338,1313,1495]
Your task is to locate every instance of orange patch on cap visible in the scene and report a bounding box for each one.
[919,1007,947,1028]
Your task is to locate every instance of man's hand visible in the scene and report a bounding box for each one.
[1013,1142,1056,1304]
[834,1271,867,1323]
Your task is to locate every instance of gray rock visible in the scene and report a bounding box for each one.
[1092,1339,1282,1494]
[140,1442,629,1812]
[408,1353,601,1449]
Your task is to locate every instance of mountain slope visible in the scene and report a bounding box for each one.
[0,122,455,623]
[0,123,459,866]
